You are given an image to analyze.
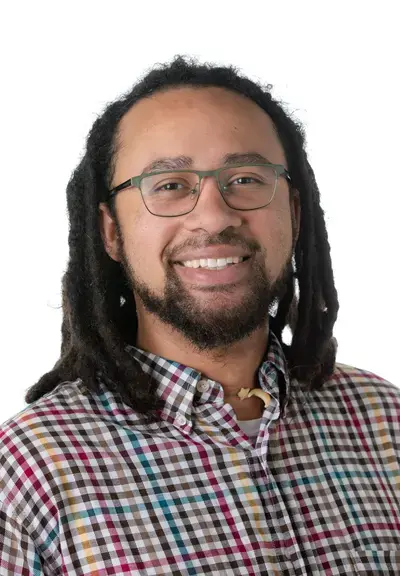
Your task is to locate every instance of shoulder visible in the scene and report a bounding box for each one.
[0,379,89,513]
[329,362,399,402]
[0,378,87,446]
[301,362,399,424]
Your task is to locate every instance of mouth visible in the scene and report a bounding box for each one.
[173,256,252,286]
[174,255,251,269]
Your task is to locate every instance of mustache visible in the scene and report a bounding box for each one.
[169,232,261,261]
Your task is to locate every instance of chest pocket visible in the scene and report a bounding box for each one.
[349,547,400,575]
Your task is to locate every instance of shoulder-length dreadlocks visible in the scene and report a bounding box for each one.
[25,55,339,424]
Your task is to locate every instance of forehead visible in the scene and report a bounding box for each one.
[115,86,286,177]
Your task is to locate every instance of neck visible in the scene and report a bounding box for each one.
[135,311,269,420]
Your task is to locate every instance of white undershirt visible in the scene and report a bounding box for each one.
[236,417,262,441]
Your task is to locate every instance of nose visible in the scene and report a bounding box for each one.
[183,175,243,234]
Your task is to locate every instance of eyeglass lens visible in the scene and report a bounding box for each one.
[140,165,278,216]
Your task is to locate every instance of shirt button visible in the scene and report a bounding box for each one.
[197,379,210,392]
[176,415,187,427]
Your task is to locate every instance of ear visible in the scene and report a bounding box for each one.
[99,202,121,262]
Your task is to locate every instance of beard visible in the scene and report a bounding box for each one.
[116,229,294,353]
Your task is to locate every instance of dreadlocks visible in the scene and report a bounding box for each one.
[25,55,339,424]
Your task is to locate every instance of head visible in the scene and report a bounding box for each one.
[100,86,300,352]
[26,55,339,423]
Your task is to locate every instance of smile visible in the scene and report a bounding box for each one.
[177,256,250,270]
[174,256,252,286]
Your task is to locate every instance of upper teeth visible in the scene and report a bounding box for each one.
[181,256,245,268]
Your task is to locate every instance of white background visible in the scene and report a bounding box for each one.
[0,1,399,424]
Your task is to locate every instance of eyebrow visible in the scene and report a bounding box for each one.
[141,152,273,174]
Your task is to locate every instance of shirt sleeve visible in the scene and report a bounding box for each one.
[0,496,45,576]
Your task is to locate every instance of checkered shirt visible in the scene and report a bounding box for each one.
[1,330,399,575]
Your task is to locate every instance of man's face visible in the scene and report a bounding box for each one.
[100,86,300,351]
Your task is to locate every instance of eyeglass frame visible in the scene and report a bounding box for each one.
[108,162,292,217]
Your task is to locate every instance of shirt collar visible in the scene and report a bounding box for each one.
[125,329,291,427]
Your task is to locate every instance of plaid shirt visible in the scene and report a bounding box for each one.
[1,330,399,575]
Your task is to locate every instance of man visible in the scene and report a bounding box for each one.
[1,55,399,575]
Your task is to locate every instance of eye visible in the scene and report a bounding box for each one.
[155,181,185,192]
[230,176,261,185]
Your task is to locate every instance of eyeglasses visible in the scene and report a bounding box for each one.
[108,163,292,217]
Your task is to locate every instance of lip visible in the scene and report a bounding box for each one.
[173,246,251,263]
[174,257,252,286]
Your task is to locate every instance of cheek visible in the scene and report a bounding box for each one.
[119,208,172,283]
[252,210,292,266]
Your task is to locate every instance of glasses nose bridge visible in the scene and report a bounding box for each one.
[196,168,222,196]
